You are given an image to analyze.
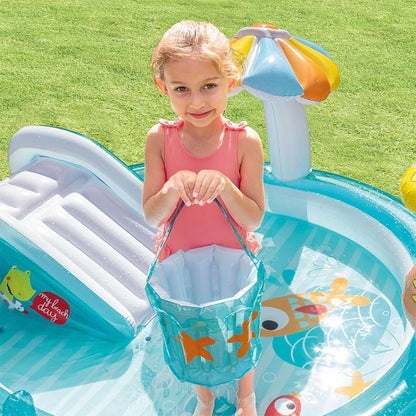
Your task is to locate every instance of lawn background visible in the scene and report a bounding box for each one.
[1,0,415,197]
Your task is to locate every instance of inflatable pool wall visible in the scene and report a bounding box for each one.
[0,126,416,415]
[0,126,156,340]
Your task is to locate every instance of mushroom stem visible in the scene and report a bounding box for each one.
[263,99,311,182]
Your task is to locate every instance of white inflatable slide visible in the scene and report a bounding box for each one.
[0,126,156,339]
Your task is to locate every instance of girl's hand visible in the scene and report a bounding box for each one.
[161,170,197,206]
[193,170,227,205]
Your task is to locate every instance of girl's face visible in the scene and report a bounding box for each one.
[155,57,237,128]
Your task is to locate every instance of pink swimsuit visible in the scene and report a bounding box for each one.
[153,117,261,261]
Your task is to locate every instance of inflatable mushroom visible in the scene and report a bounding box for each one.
[231,23,340,182]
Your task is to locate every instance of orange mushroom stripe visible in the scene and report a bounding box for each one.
[289,37,340,91]
[278,38,331,102]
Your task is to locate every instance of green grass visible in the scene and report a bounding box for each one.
[1,0,415,196]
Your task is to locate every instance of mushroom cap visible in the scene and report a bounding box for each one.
[231,24,340,104]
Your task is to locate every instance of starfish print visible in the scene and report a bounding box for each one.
[175,332,216,364]
[227,311,259,358]
[335,371,374,400]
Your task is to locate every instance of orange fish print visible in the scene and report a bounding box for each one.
[261,277,370,337]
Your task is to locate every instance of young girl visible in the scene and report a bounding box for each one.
[142,21,265,416]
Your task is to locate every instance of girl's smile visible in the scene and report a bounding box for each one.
[187,109,214,119]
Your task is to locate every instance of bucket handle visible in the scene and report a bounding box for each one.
[148,198,260,280]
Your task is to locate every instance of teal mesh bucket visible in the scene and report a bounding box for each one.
[145,199,265,387]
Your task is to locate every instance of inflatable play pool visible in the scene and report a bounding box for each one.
[1,23,415,416]
[0,126,415,416]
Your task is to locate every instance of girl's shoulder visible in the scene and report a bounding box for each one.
[146,122,166,150]
[224,119,261,144]
[233,121,263,162]
[224,119,260,143]
[146,118,183,148]
[147,117,183,138]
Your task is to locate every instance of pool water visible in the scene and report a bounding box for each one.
[0,211,408,416]
[255,212,406,416]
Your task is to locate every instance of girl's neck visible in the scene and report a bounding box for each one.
[180,115,226,157]
[181,115,225,141]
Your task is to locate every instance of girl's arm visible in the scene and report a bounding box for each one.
[142,125,197,227]
[193,127,265,231]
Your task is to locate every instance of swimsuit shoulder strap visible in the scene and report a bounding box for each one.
[159,118,184,128]
[224,119,248,132]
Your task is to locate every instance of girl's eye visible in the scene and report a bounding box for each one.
[174,86,188,93]
[204,83,217,90]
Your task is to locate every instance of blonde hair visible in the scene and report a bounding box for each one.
[151,21,241,80]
